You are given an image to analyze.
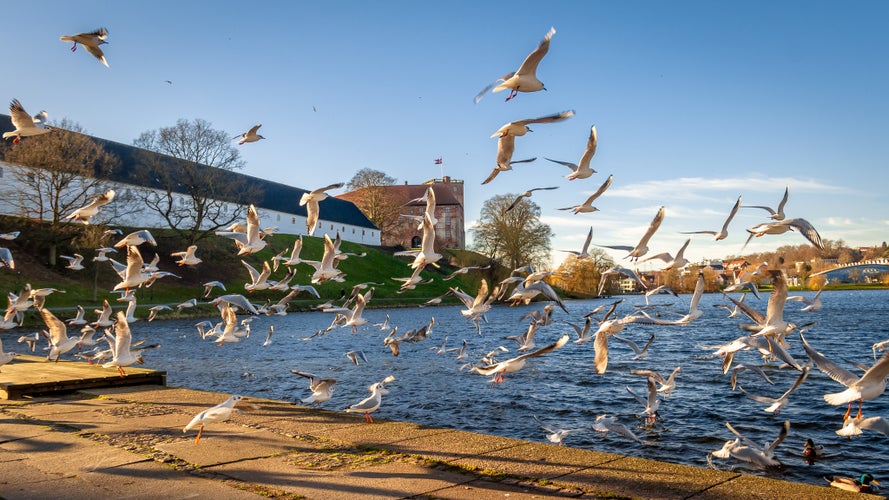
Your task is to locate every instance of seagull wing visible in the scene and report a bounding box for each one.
[514,27,555,78]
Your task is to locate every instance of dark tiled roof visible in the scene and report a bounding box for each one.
[0,114,377,230]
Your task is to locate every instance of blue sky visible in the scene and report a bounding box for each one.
[3,1,888,269]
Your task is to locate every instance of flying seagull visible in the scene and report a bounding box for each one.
[60,28,109,67]
[64,189,116,224]
[742,218,824,251]
[681,195,742,241]
[504,186,558,213]
[546,125,598,181]
[597,206,665,261]
[3,99,50,143]
[234,124,264,145]
[743,186,788,221]
[300,182,345,236]
[557,174,613,214]
[475,27,556,103]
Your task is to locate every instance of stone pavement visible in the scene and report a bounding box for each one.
[0,385,880,499]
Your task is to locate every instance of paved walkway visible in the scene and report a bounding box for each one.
[0,385,879,499]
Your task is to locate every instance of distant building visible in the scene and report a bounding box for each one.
[0,115,379,245]
[337,176,465,249]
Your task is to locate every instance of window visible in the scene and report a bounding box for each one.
[444,206,451,213]
[276,214,281,221]
[291,217,296,224]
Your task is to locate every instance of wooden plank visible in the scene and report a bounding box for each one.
[0,354,166,400]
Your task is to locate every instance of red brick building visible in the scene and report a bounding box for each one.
[337,176,465,249]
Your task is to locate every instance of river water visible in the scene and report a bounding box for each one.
[18,289,889,487]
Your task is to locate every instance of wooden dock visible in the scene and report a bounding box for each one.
[0,354,166,399]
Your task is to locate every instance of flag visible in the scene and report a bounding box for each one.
[434,157,443,165]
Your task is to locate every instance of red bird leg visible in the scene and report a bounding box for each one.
[505,89,518,101]
[71,43,77,52]
[12,137,20,144]
[843,402,852,420]
[365,412,373,423]
[856,400,863,419]
[118,366,126,378]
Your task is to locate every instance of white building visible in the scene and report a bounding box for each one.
[0,118,380,245]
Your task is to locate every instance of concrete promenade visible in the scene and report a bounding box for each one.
[0,385,880,499]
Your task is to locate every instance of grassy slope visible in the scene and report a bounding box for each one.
[0,216,494,324]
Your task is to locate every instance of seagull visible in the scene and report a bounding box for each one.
[66,306,89,326]
[0,247,14,270]
[480,151,536,185]
[504,186,558,213]
[64,189,116,224]
[305,233,346,284]
[60,253,85,271]
[743,186,789,221]
[171,245,202,266]
[113,246,151,292]
[323,289,372,332]
[114,229,157,248]
[597,265,647,297]
[91,299,114,328]
[241,259,272,292]
[836,415,889,439]
[16,332,39,352]
[597,206,665,261]
[344,375,394,423]
[626,376,660,424]
[475,27,556,103]
[176,298,198,312]
[532,415,588,446]
[631,366,682,398]
[216,205,267,255]
[800,330,889,420]
[60,27,109,67]
[101,311,149,377]
[211,294,260,315]
[393,213,441,270]
[442,264,491,281]
[787,286,824,312]
[262,325,274,346]
[613,333,656,361]
[92,247,117,262]
[233,124,264,145]
[0,337,16,370]
[737,365,811,414]
[40,308,79,362]
[471,334,569,383]
[742,218,825,251]
[201,281,226,298]
[272,236,304,269]
[592,415,648,444]
[639,238,691,271]
[183,394,245,444]
[546,125,598,181]
[300,182,344,237]
[557,175,613,214]
[490,110,575,139]
[3,99,51,143]
[681,195,742,241]
[345,350,368,366]
[0,231,19,240]
[147,304,171,322]
[710,420,790,469]
[290,370,337,406]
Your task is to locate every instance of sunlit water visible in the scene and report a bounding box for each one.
[16,289,889,487]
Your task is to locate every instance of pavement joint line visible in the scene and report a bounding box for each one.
[684,472,743,499]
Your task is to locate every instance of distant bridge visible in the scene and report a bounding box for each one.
[810,258,889,282]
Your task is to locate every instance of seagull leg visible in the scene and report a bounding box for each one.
[12,137,20,144]
[195,425,204,445]
[117,366,126,378]
[843,402,852,420]
[70,43,77,52]
[856,400,863,420]
[365,412,373,423]
[505,89,518,101]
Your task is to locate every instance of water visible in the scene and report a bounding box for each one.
[19,289,889,486]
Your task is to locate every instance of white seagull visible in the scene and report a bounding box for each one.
[471,334,569,383]
[475,27,556,103]
[3,99,51,143]
[183,394,245,444]
[40,308,79,362]
[60,27,110,67]
[742,218,825,251]
[743,186,789,221]
[681,195,742,241]
[710,420,790,469]
[64,189,115,224]
[60,253,85,271]
[114,229,157,248]
[233,124,264,145]
[639,238,691,271]
[113,246,151,292]
[344,375,395,423]
[300,182,345,237]
[546,125,598,181]
[557,175,613,214]
[290,370,337,406]
[171,245,202,266]
[597,206,665,261]
[504,186,558,213]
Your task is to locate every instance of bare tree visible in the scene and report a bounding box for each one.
[471,194,552,271]
[345,168,401,235]
[0,119,119,264]
[132,118,261,244]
